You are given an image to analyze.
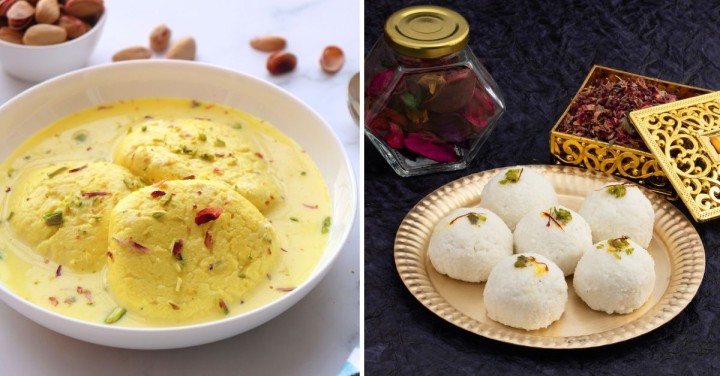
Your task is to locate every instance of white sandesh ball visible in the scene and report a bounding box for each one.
[481,167,558,230]
[484,253,568,330]
[578,183,655,248]
[513,205,593,276]
[573,237,655,314]
[427,207,513,283]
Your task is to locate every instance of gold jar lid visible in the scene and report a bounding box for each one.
[384,5,469,59]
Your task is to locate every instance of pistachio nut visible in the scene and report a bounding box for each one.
[250,35,286,52]
[0,0,18,17]
[112,46,152,62]
[6,0,34,30]
[57,14,89,39]
[22,23,66,45]
[63,0,103,19]
[149,23,171,52]
[0,25,22,43]
[34,0,59,24]
[319,45,344,74]
[166,36,196,60]
[266,51,297,75]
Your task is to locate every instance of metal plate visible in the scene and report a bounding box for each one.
[395,164,705,348]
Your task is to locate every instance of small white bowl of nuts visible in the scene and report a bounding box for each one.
[0,0,105,82]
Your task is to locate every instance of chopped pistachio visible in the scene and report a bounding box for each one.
[607,184,627,198]
[214,138,226,147]
[6,211,14,221]
[47,166,68,178]
[321,216,331,234]
[152,211,166,219]
[43,211,63,226]
[551,207,572,225]
[499,168,523,184]
[104,307,127,324]
[198,133,207,141]
[199,153,215,162]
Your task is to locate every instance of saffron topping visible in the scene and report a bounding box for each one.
[449,212,487,226]
[195,207,223,225]
[513,255,549,274]
[499,168,523,184]
[204,230,213,250]
[55,264,62,277]
[81,191,109,197]
[68,164,88,173]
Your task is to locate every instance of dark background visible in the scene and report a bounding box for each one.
[364,1,720,374]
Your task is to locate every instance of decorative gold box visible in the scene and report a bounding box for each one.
[549,65,711,197]
[630,92,720,222]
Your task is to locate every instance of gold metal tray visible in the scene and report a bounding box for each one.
[394,164,705,348]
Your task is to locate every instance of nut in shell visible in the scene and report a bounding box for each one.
[166,36,196,60]
[6,0,34,30]
[149,23,171,52]
[267,51,297,75]
[57,14,89,39]
[63,0,104,19]
[320,45,344,74]
[250,35,286,52]
[112,46,152,62]
[0,25,22,43]
[0,0,18,17]
[22,23,66,45]
[34,0,59,24]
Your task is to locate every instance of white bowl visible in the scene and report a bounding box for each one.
[0,12,106,82]
[0,60,357,349]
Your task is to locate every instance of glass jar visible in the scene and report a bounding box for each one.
[365,5,506,177]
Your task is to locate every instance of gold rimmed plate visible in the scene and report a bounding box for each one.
[394,164,705,349]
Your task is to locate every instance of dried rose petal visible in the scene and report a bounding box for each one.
[404,132,459,162]
[172,239,183,260]
[384,122,404,149]
[151,190,166,198]
[81,191,109,197]
[204,230,213,249]
[367,68,395,97]
[195,207,223,225]
[68,164,88,173]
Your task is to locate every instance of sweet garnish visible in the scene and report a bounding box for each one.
[81,191,109,197]
[218,299,229,315]
[321,216,331,234]
[172,239,183,261]
[55,265,62,277]
[499,168,523,184]
[150,190,166,198]
[513,255,549,274]
[204,230,213,250]
[606,184,629,198]
[47,166,67,178]
[606,236,635,259]
[195,207,223,225]
[449,212,487,226]
[104,307,126,324]
[68,164,88,173]
[43,210,64,226]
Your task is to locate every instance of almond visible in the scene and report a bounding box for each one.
[63,0,104,19]
[149,23,171,52]
[22,23,66,45]
[112,46,152,62]
[34,0,59,24]
[266,51,297,75]
[166,36,196,60]
[250,35,286,52]
[57,14,89,39]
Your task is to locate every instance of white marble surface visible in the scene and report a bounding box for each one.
[0,1,360,375]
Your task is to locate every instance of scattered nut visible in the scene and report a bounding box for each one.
[149,23,171,52]
[34,0,59,24]
[319,45,344,74]
[22,23,65,45]
[166,36,196,60]
[6,0,34,30]
[112,46,152,62]
[250,35,286,52]
[57,14,88,39]
[0,25,22,43]
[63,0,103,19]
[266,51,297,75]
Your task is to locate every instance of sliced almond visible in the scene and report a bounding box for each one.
[250,35,286,52]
